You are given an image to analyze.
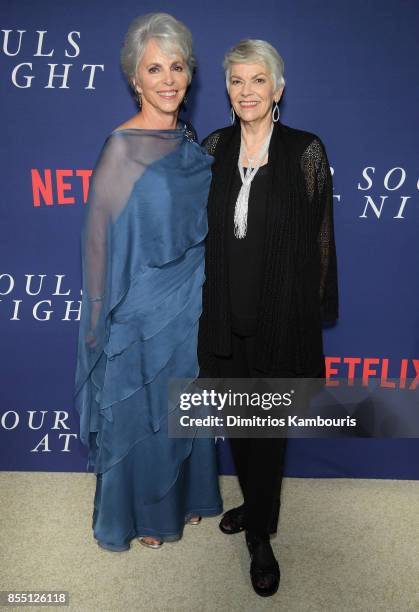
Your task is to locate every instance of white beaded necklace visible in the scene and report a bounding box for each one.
[234,124,273,239]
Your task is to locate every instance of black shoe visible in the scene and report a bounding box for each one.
[246,532,280,597]
[219,505,245,534]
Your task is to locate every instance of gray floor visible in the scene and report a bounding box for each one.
[1,472,418,612]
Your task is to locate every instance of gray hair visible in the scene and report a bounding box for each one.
[121,13,196,88]
[223,39,285,91]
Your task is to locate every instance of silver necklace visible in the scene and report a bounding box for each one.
[234,124,273,239]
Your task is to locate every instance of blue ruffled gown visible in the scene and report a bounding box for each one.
[74,126,222,551]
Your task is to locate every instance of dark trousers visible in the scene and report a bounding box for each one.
[215,332,287,536]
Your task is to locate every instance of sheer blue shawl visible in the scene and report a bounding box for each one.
[74,127,213,500]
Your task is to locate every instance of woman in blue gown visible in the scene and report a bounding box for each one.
[74,13,222,551]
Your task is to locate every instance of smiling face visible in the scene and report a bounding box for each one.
[228,61,283,125]
[133,38,189,119]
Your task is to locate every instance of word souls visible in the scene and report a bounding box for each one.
[2,29,104,89]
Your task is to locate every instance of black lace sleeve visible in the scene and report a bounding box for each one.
[197,130,222,377]
[201,131,221,155]
[302,138,339,323]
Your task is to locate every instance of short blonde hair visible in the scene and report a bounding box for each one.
[223,39,285,90]
[121,13,196,88]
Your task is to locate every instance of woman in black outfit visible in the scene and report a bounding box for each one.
[198,39,338,597]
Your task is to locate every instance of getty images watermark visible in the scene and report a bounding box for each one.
[168,378,419,438]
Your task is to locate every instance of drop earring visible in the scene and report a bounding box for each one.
[135,90,142,110]
[230,106,236,125]
[272,101,280,123]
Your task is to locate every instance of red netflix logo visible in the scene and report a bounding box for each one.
[325,357,419,389]
[31,169,92,206]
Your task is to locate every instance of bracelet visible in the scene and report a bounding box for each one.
[89,295,104,302]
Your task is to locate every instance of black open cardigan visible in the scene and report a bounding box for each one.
[198,121,338,377]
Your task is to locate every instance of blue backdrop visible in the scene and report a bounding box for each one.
[1,0,418,477]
